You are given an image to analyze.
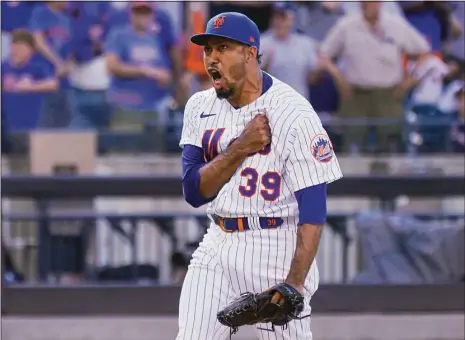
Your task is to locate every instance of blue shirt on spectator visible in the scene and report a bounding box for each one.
[107,6,177,64]
[29,4,71,87]
[67,1,111,64]
[104,25,171,111]
[1,56,54,130]
[1,1,38,32]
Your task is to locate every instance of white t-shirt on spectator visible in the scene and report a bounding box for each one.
[407,55,450,106]
[260,32,317,99]
[70,56,110,91]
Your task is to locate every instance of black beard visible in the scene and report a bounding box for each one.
[215,60,245,99]
[214,77,236,99]
[215,86,235,99]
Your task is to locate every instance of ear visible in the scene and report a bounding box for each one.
[247,46,257,62]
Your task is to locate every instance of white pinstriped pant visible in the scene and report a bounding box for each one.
[176,223,319,340]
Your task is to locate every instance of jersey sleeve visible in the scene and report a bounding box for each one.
[29,6,47,33]
[284,113,343,191]
[179,92,202,148]
[104,28,124,56]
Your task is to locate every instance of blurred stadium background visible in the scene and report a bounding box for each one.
[1,1,464,340]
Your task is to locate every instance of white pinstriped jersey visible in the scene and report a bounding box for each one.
[180,74,343,220]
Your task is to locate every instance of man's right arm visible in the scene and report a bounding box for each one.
[105,53,145,78]
[29,8,63,68]
[182,143,249,208]
[198,141,250,198]
[182,114,271,208]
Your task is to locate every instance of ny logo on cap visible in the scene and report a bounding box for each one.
[213,15,225,29]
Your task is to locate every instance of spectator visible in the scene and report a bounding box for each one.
[107,2,177,54]
[67,1,112,129]
[29,1,72,128]
[1,1,38,61]
[261,2,318,100]
[104,1,172,148]
[439,74,465,115]
[1,29,58,131]
[319,1,430,153]
[406,54,451,108]
[451,83,465,152]
[296,1,403,43]
[106,1,182,92]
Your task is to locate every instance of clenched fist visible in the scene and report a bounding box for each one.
[236,114,271,154]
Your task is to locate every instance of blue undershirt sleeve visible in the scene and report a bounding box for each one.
[294,183,327,225]
[182,144,216,208]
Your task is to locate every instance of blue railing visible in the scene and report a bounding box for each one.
[2,175,464,285]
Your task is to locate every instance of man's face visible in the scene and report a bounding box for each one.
[131,7,153,31]
[272,11,294,37]
[203,37,250,99]
[361,1,381,21]
[10,42,33,64]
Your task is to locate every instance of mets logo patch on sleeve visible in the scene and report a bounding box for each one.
[311,134,334,163]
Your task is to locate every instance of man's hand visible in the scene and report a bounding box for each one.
[317,54,353,100]
[270,282,304,306]
[317,54,335,71]
[141,66,172,86]
[54,61,71,78]
[235,114,271,154]
[15,78,34,92]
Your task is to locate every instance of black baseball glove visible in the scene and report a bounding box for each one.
[217,283,307,335]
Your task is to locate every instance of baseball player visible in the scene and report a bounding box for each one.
[177,12,343,340]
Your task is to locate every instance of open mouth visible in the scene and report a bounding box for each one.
[208,68,223,88]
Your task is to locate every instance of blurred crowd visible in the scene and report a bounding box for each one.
[1,1,464,154]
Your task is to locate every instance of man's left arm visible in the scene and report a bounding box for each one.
[285,185,326,290]
[15,63,58,93]
[283,114,343,292]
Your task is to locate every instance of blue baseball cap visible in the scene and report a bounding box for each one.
[190,12,260,51]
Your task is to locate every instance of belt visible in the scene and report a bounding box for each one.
[211,214,284,232]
